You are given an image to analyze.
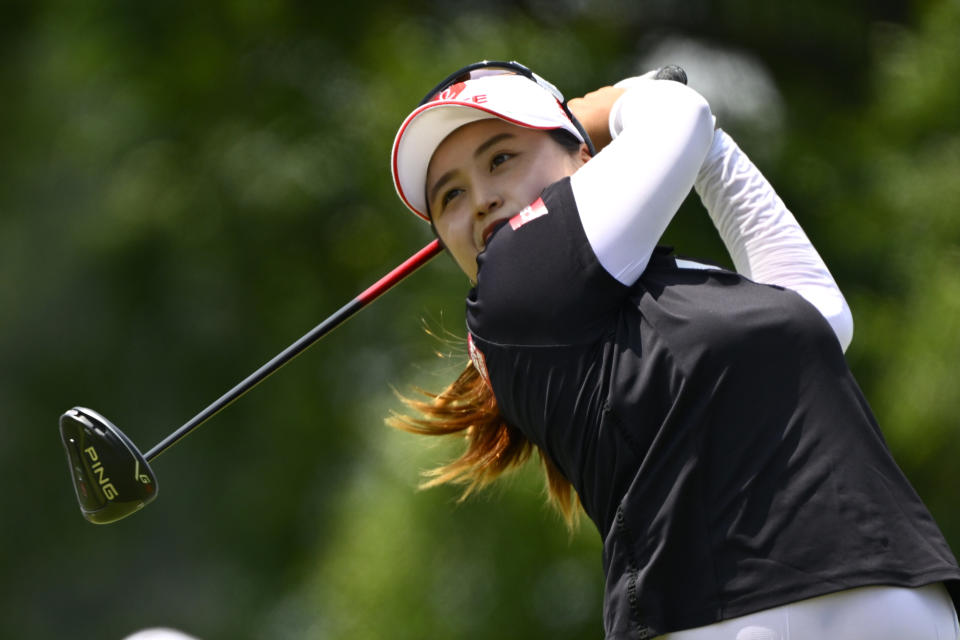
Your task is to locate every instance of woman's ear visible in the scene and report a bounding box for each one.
[579,142,592,164]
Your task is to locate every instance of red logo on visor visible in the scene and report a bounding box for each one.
[432,82,468,102]
[509,198,549,230]
[430,82,488,104]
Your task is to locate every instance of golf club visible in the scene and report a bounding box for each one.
[60,239,442,524]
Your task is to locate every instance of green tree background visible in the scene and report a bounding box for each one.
[2,1,957,638]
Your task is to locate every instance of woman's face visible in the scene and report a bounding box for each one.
[426,119,589,282]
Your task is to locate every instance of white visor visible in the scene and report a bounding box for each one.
[391,74,585,220]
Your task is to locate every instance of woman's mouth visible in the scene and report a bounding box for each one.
[481,219,509,247]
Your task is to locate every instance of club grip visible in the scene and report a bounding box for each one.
[654,65,687,85]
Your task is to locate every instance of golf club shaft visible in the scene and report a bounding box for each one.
[144,238,443,461]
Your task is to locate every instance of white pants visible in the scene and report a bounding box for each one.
[659,584,959,640]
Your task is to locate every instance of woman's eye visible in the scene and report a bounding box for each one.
[440,188,463,209]
[491,152,512,169]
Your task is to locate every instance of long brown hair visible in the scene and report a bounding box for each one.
[388,354,581,529]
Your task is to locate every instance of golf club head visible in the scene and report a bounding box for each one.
[60,407,158,524]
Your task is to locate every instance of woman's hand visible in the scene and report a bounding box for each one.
[567,86,626,153]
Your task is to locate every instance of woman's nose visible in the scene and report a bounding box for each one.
[474,191,502,217]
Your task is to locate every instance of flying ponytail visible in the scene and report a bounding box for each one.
[388,358,581,529]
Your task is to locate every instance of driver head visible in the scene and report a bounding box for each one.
[60,407,158,524]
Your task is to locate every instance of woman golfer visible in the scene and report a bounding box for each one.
[389,61,960,639]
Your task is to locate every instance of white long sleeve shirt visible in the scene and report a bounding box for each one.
[567,78,852,350]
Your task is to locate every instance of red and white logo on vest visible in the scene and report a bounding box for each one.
[509,197,548,231]
[467,334,492,388]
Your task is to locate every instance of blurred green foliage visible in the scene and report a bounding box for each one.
[1,1,957,638]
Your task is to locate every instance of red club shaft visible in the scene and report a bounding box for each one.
[144,239,443,461]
